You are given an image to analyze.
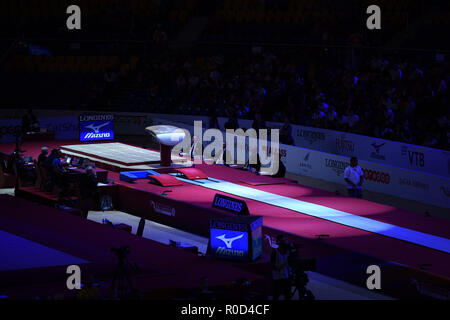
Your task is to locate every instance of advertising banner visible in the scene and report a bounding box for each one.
[209,216,263,261]
[113,113,154,135]
[79,114,114,142]
[151,113,449,178]
[0,119,21,143]
[283,124,450,178]
[39,116,78,140]
[0,116,78,142]
[279,144,450,208]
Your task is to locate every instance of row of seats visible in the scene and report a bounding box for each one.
[220,0,422,11]
[432,12,450,25]
[4,55,139,74]
[0,0,194,17]
[168,10,190,23]
[213,10,408,24]
[2,71,104,108]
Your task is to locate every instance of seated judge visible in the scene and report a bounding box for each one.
[45,149,69,191]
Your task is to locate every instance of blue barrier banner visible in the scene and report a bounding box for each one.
[0,117,78,142]
[79,114,114,142]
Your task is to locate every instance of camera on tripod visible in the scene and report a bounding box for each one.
[111,246,130,260]
[287,243,316,272]
[286,243,316,300]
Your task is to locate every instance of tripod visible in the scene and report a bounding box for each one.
[290,270,315,301]
[110,247,135,298]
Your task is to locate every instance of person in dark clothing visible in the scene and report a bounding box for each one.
[279,116,294,145]
[80,167,98,197]
[5,150,20,174]
[79,167,99,219]
[251,113,266,132]
[37,147,49,166]
[45,149,68,192]
[246,153,261,175]
[208,108,220,129]
[45,149,67,174]
[270,235,292,300]
[21,109,39,134]
[42,148,58,190]
[7,150,35,183]
[45,149,59,171]
[224,112,239,130]
[273,153,286,178]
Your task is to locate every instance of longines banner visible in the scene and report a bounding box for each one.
[272,122,450,179]
[153,114,450,178]
[151,115,449,208]
[279,143,450,209]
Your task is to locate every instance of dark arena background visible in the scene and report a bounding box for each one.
[0,0,449,310]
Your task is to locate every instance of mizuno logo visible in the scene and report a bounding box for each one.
[83,132,111,139]
[371,142,385,153]
[85,122,110,133]
[216,234,244,249]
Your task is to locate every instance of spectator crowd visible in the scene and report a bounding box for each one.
[128,50,449,150]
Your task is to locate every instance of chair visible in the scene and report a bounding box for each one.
[34,164,42,189]
[0,163,15,188]
[13,163,35,188]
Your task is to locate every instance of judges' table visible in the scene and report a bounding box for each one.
[68,167,108,183]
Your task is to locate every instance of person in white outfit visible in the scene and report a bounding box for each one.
[344,156,364,198]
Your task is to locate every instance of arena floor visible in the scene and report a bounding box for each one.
[1,139,449,298]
